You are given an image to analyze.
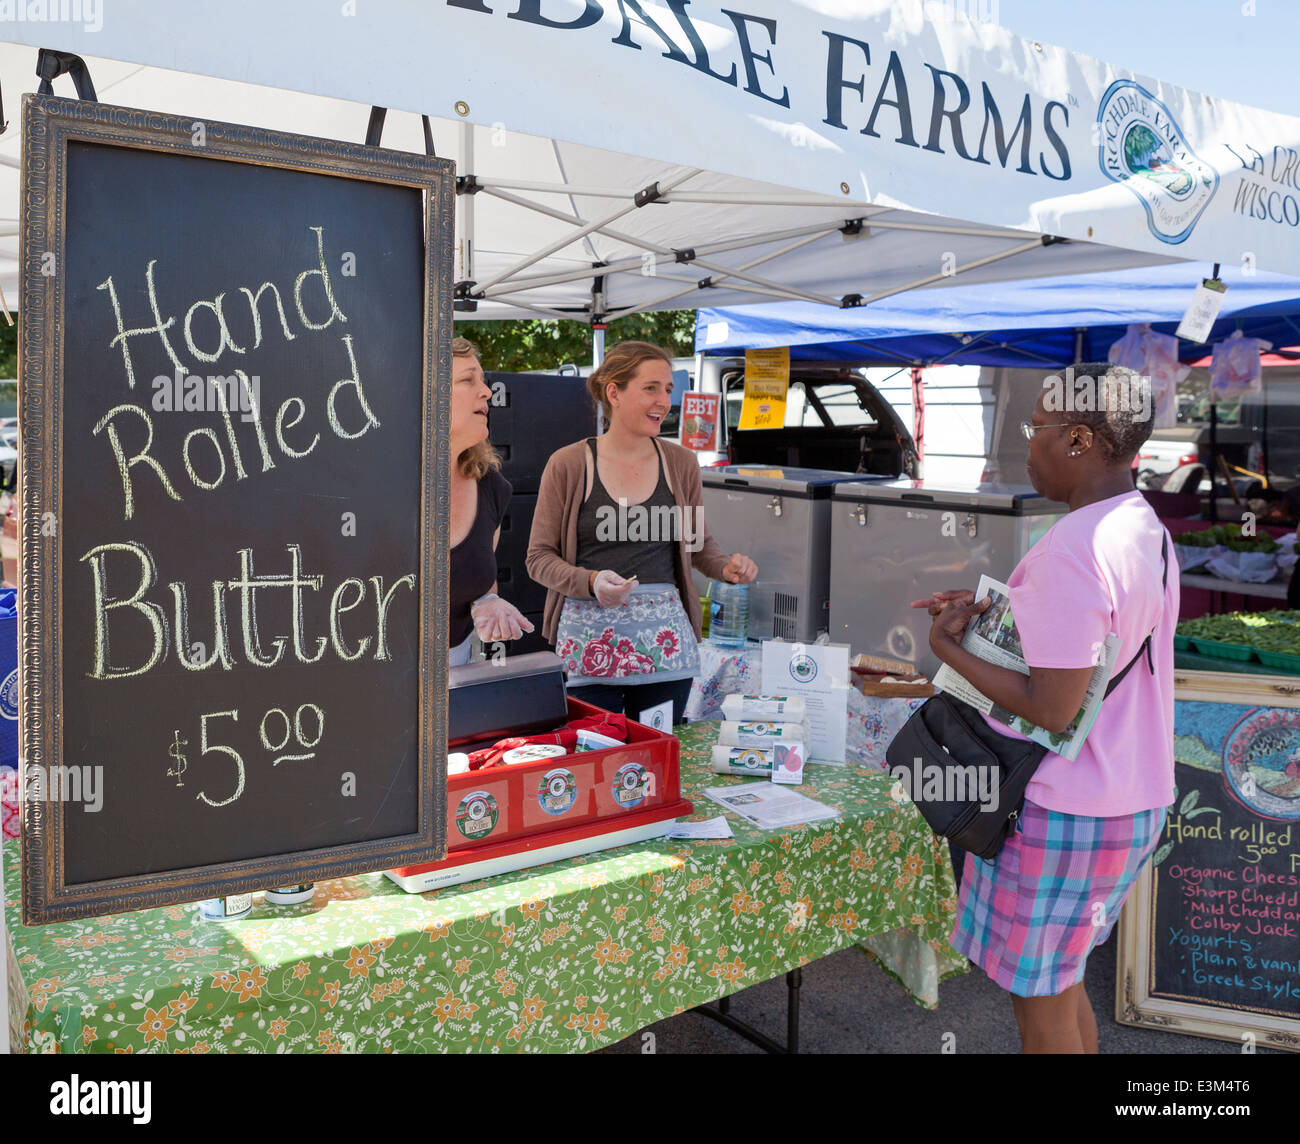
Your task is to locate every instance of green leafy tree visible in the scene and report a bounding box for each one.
[0,310,694,416]
[460,310,696,372]
[0,317,15,378]
[0,318,16,416]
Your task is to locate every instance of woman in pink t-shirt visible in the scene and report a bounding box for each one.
[913,363,1177,1054]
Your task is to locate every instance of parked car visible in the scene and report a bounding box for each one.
[698,359,920,478]
[1136,429,1205,490]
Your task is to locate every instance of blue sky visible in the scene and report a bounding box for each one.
[996,0,1297,117]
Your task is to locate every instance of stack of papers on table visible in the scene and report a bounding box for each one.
[703,783,840,830]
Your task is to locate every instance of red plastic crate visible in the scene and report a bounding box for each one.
[387,698,691,891]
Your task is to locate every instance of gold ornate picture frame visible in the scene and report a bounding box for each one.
[20,93,453,923]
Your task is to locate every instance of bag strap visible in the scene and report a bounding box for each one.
[1103,533,1168,699]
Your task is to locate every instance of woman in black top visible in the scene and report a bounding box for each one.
[448,338,533,665]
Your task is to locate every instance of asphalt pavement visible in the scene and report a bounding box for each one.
[599,929,1279,1055]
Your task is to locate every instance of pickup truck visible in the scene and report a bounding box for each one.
[700,359,920,478]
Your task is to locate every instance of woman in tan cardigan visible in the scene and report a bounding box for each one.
[526,341,756,724]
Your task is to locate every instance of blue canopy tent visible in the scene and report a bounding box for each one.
[695,264,1300,367]
[695,264,1300,522]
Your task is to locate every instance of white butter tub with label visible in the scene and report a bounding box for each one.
[718,720,807,748]
[720,694,807,722]
[711,746,776,775]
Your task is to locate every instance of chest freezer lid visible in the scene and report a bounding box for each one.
[703,466,895,497]
[831,478,1066,515]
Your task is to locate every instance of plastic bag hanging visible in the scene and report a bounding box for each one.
[1210,329,1271,398]
[1108,323,1189,428]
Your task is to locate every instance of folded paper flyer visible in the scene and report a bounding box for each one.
[930,574,1120,762]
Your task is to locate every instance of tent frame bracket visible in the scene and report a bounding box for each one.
[36,49,96,101]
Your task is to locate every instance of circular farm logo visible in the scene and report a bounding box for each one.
[735,749,769,771]
[456,790,499,839]
[1097,80,1218,245]
[789,655,818,684]
[0,669,16,720]
[537,767,578,816]
[1222,707,1300,820]
[612,761,649,809]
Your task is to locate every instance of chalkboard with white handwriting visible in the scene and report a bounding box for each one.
[20,95,452,923]
[1118,687,1300,1052]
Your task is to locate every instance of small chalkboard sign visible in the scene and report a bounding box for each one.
[1117,672,1300,1052]
[20,95,453,923]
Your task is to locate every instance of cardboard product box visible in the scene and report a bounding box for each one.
[849,651,934,698]
[387,654,690,891]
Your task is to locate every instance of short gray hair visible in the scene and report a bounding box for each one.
[1040,362,1154,464]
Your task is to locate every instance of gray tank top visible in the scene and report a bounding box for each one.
[576,439,679,585]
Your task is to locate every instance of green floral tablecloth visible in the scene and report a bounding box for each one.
[5,723,965,1054]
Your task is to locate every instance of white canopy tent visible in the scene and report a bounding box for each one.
[0,1,1297,321]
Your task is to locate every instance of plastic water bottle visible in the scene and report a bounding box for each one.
[709,581,750,648]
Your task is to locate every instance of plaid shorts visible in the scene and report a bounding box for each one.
[949,798,1167,997]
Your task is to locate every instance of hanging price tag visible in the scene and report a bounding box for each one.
[1175,278,1227,344]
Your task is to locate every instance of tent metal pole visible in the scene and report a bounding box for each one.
[658,191,879,207]
[458,121,474,286]
[655,221,855,260]
[1208,400,1219,523]
[470,168,703,293]
[856,238,1048,306]
[477,193,849,278]
[473,245,832,301]
[474,178,659,198]
[1261,383,1269,489]
[852,219,1043,241]
[475,267,701,300]
[475,179,875,209]
[685,252,842,306]
[603,229,838,314]
[602,279,816,316]
[476,187,842,305]
[484,186,847,264]
[474,298,592,322]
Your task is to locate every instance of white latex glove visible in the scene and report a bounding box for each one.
[591,570,639,608]
[470,594,535,642]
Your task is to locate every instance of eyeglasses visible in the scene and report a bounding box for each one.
[1020,420,1075,441]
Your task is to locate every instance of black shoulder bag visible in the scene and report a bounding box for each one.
[885,536,1168,860]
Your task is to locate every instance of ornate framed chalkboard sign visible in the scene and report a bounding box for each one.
[1116,671,1300,1052]
[19,94,453,923]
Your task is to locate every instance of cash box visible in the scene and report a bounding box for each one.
[386,652,691,891]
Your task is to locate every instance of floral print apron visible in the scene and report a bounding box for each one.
[556,582,700,686]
